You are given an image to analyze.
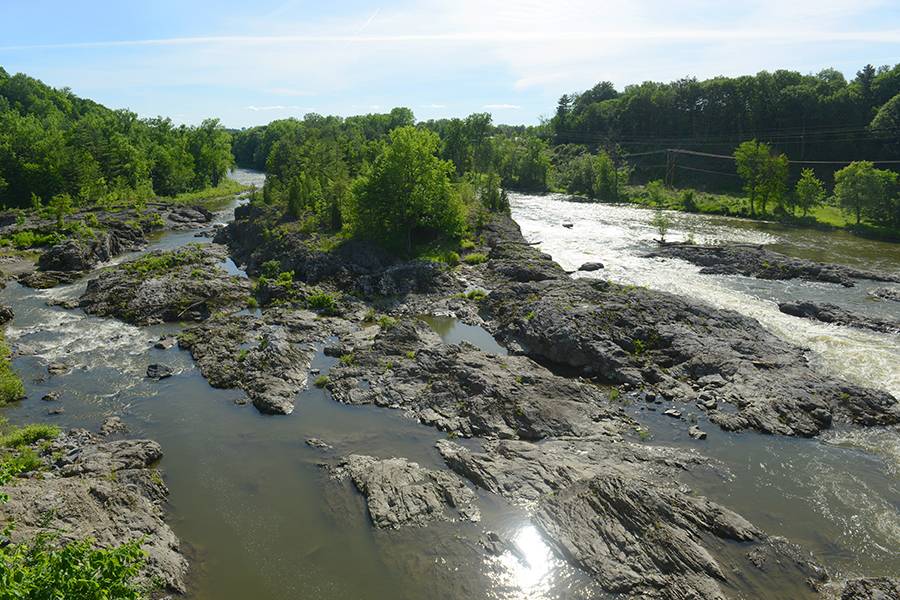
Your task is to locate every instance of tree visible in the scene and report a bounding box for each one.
[833,161,896,225]
[734,140,787,216]
[651,207,670,242]
[593,151,618,201]
[48,193,72,228]
[350,127,465,253]
[794,169,826,216]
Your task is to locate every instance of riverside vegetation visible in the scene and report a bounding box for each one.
[0,66,899,598]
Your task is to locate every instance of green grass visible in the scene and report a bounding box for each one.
[462,252,488,265]
[166,178,249,207]
[122,245,205,277]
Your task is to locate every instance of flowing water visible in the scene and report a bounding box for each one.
[0,172,600,600]
[1,179,898,597]
[509,192,900,580]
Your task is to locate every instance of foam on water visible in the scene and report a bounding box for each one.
[509,193,900,398]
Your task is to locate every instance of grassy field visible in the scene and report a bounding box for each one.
[620,184,897,241]
[165,179,250,208]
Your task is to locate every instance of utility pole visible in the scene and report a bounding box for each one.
[664,149,677,188]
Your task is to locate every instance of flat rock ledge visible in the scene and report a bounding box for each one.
[646,243,899,287]
[79,244,251,325]
[327,319,631,440]
[779,300,900,335]
[0,429,188,593]
[178,308,349,414]
[331,454,480,529]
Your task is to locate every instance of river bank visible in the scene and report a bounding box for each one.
[0,171,898,598]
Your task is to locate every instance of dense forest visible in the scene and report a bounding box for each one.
[0,68,234,209]
[549,64,900,189]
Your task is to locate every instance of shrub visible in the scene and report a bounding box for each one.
[462,253,487,265]
[314,375,329,388]
[306,292,340,316]
[0,535,147,599]
[0,424,60,448]
[446,251,460,266]
[464,289,487,301]
[460,239,476,250]
[377,316,397,330]
[0,335,25,406]
[261,260,282,278]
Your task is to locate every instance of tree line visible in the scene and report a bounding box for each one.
[0,68,234,209]
[549,64,900,182]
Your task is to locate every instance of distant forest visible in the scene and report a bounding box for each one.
[548,64,900,188]
[0,67,233,209]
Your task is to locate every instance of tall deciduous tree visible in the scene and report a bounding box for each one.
[833,161,896,225]
[794,168,826,216]
[351,127,465,253]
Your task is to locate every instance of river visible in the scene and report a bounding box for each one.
[0,177,897,598]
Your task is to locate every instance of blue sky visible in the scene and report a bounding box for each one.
[2,0,899,128]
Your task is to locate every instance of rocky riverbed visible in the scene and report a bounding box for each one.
[3,181,899,599]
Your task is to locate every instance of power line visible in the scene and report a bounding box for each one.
[622,148,900,166]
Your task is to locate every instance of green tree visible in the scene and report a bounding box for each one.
[48,193,72,228]
[794,168,826,216]
[593,151,618,201]
[734,140,787,216]
[833,161,896,225]
[350,127,465,253]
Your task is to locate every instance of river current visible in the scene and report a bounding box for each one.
[0,176,897,598]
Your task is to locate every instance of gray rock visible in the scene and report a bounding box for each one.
[146,364,174,380]
[154,336,178,350]
[332,454,480,528]
[305,438,332,450]
[688,425,707,440]
[577,262,604,272]
[647,243,898,287]
[663,408,682,418]
[779,300,900,334]
[438,438,826,600]
[41,391,60,402]
[0,304,13,324]
[37,222,145,273]
[79,244,251,325]
[329,319,631,440]
[480,220,898,437]
[838,577,900,599]
[0,429,187,592]
[100,416,128,436]
[869,287,900,302]
[179,309,341,415]
[47,407,64,415]
[47,361,71,375]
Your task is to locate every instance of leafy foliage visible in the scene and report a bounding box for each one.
[0,69,234,208]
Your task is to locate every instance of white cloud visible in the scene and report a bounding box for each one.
[484,103,521,109]
[423,103,447,108]
[266,87,314,97]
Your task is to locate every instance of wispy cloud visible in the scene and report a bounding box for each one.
[1,28,898,52]
[358,7,382,33]
[423,103,447,108]
[266,87,314,97]
[245,105,308,111]
[484,103,520,110]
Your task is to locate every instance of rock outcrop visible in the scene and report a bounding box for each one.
[178,309,346,414]
[779,300,900,334]
[331,454,480,528]
[647,243,899,287]
[0,429,188,593]
[438,438,827,600]
[327,319,630,440]
[218,202,455,297]
[79,244,250,325]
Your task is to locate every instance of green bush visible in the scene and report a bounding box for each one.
[0,534,147,600]
[0,424,60,448]
[0,334,24,406]
[306,292,340,316]
[314,375,329,388]
[462,253,488,265]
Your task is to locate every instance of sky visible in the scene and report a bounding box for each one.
[1,0,899,128]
